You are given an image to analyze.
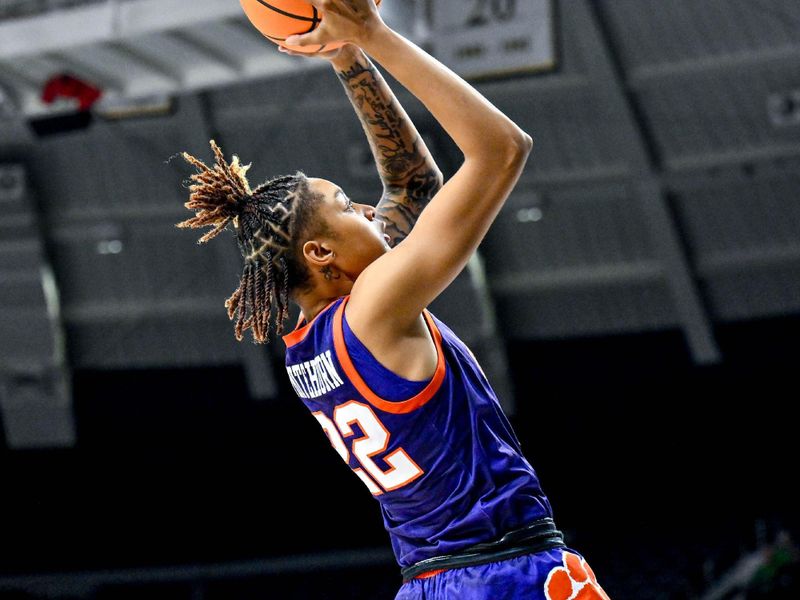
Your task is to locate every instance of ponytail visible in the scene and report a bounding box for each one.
[178,140,318,344]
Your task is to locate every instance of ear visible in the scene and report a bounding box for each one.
[302,239,336,268]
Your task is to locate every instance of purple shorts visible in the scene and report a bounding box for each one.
[395,548,611,600]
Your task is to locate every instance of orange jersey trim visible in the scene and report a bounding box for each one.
[414,568,446,580]
[332,295,446,415]
[282,297,341,348]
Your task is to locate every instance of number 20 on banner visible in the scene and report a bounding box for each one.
[313,401,423,495]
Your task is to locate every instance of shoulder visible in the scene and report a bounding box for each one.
[341,296,439,382]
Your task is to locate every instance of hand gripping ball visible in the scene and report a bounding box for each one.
[239,0,383,55]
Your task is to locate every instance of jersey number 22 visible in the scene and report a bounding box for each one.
[313,400,423,495]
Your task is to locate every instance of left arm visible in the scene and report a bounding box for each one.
[330,45,443,247]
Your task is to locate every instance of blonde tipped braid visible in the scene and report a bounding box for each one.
[178,140,316,344]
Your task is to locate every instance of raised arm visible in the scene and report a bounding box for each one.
[330,46,443,247]
[287,1,532,330]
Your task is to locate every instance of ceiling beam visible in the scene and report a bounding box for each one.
[575,0,721,365]
[0,0,242,59]
[629,44,800,86]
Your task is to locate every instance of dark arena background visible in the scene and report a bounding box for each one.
[1,1,799,598]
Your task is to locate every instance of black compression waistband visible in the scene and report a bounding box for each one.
[400,517,566,581]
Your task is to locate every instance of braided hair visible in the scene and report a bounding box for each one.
[177,140,325,344]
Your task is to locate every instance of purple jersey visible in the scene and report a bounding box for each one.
[282,294,553,568]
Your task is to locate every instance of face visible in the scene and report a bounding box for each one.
[303,178,390,282]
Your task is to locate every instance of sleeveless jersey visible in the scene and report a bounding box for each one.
[282,295,553,568]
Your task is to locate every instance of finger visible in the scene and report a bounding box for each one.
[305,0,330,9]
[278,46,331,59]
[284,29,326,47]
[307,0,366,12]
[277,46,303,57]
[302,0,342,16]
[311,0,360,18]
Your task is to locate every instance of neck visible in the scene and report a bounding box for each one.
[296,297,337,325]
[293,280,354,325]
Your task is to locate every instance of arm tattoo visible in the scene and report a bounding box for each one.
[377,169,442,247]
[335,50,443,246]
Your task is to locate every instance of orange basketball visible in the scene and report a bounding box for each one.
[239,0,382,55]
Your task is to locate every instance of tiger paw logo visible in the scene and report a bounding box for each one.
[544,552,610,600]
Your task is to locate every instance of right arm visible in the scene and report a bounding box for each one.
[287,1,533,330]
[330,46,443,248]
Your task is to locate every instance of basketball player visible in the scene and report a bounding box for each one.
[177,0,611,597]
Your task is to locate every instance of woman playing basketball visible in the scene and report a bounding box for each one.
[177,1,611,598]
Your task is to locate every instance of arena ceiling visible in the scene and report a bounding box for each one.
[1,0,799,448]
